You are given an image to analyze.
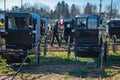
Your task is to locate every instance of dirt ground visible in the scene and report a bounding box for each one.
[0,45,120,80]
[0,65,120,80]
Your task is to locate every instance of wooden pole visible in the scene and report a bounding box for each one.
[4,0,6,11]
[110,0,113,19]
[99,0,102,17]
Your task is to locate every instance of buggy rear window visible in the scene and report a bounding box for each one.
[88,18,98,29]
[7,16,32,29]
[107,21,120,27]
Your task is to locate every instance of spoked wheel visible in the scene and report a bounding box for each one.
[112,35,117,53]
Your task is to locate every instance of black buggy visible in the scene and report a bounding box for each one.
[106,20,120,53]
[74,14,103,57]
[1,13,41,64]
[68,14,108,77]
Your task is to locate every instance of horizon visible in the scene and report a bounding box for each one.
[0,0,120,13]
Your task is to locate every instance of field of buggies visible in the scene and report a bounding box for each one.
[0,13,120,80]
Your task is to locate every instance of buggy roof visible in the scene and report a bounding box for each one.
[41,18,48,21]
[106,20,120,23]
[64,19,73,22]
[75,14,99,18]
[5,12,40,19]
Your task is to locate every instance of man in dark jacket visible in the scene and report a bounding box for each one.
[50,21,61,47]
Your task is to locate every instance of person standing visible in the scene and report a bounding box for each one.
[50,21,61,47]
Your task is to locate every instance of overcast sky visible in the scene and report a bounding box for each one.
[0,0,120,13]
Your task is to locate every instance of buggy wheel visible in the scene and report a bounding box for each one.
[112,35,117,53]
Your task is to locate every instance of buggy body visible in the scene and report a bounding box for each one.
[5,13,40,49]
[74,14,102,57]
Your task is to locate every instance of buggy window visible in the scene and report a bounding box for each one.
[76,18,86,25]
[76,18,86,29]
[7,16,32,29]
[19,17,32,29]
[8,16,18,29]
[88,18,98,29]
[108,21,120,27]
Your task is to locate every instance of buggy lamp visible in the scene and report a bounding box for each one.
[5,32,8,34]
[29,32,32,35]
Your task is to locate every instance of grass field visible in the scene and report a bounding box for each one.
[0,50,120,80]
[0,37,120,80]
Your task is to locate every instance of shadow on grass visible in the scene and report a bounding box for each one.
[3,52,120,79]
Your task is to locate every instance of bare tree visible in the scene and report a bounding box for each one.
[10,2,51,18]
[84,2,97,14]
[105,2,119,19]
[11,6,20,12]
[54,1,70,19]
[70,4,80,18]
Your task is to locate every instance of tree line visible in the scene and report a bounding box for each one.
[7,1,120,19]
